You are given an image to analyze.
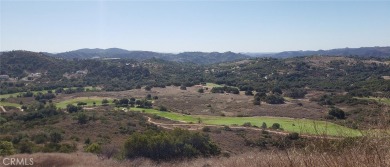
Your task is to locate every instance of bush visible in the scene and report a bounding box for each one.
[159,106,168,111]
[261,122,267,129]
[285,88,307,99]
[32,133,49,144]
[271,123,281,129]
[102,99,109,106]
[265,94,285,104]
[198,88,204,93]
[59,143,77,153]
[202,126,211,132]
[77,113,89,124]
[328,107,346,119]
[180,85,187,90]
[286,132,300,140]
[50,132,63,143]
[144,86,152,91]
[0,141,15,156]
[242,122,252,127]
[124,129,220,160]
[66,104,82,113]
[85,143,102,153]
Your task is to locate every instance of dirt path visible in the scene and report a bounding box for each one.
[146,116,342,140]
[0,106,6,112]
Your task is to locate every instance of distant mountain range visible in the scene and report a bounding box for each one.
[264,46,390,58]
[47,48,250,65]
[2,46,388,65]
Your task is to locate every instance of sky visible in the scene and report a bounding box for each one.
[1,1,390,53]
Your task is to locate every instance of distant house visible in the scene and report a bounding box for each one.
[28,73,42,78]
[0,75,10,80]
[76,70,88,75]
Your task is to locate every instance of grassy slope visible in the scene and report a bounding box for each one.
[206,83,223,87]
[56,97,112,108]
[130,108,361,137]
[0,101,22,107]
[0,86,100,99]
[356,97,390,105]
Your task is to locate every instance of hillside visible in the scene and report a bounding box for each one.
[50,48,250,65]
[270,46,390,58]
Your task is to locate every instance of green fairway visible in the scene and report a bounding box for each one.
[0,101,22,107]
[56,97,113,108]
[130,108,361,137]
[206,83,223,88]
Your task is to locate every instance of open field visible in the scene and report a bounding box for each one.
[55,97,113,108]
[206,83,223,87]
[356,97,390,105]
[0,101,21,107]
[0,86,100,99]
[130,108,361,137]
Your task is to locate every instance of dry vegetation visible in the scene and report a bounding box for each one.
[3,135,390,167]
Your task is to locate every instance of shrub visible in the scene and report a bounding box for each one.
[286,132,300,140]
[328,107,346,119]
[261,122,267,129]
[180,85,187,90]
[85,143,102,153]
[159,106,168,111]
[66,104,82,113]
[0,141,15,156]
[198,88,204,93]
[265,94,285,104]
[271,123,281,129]
[242,122,252,127]
[32,133,49,144]
[124,129,220,160]
[50,132,63,143]
[202,126,211,132]
[59,143,77,153]
[144,86,152,91]
[285,88,307,99]
[77,113,89,124]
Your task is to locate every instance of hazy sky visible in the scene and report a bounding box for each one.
[1,1,390,53]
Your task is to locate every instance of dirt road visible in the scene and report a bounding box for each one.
[0,106,6,112]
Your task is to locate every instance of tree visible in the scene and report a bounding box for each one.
[146,94,152,100]
[272,87,283,95]
[261,122,267,129]
[118,98,129,107]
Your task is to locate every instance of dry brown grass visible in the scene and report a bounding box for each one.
[3,134,390,167]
